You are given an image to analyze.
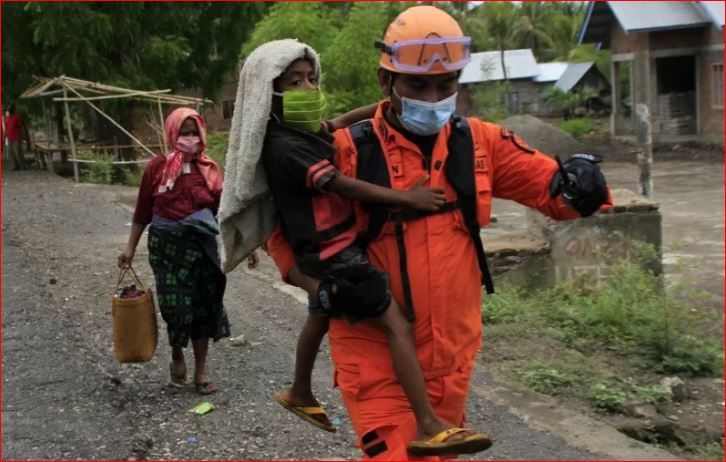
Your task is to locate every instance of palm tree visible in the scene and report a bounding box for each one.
[517,2,555,60]
[478,2,519,81]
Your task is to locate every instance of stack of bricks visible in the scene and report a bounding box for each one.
[657,91,696,134]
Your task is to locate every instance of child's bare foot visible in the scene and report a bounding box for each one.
[416,418,454,442]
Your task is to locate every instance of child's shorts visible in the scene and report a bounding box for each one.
[307,246,391,323]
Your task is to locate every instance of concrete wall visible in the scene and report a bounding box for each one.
[698,49,724,138]
[649,28,708,50]
[487,189,662,290]
[174,80,236,133]
[611,26,649,54]
[199,81,236,133]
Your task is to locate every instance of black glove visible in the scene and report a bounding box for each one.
[549,153,608,217]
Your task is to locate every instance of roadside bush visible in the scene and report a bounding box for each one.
[122,167,143,187]
[589,383,627,411]
[559,118,594,138]
[588,378,671,412]
[82,154,115,184]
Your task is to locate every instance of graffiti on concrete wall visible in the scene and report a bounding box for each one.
[553,230,635,286]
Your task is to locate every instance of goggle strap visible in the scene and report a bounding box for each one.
[374,40,394,55]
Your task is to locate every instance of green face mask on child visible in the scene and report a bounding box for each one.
[274,89,327,133]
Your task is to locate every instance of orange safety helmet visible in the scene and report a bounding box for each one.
[376,5,471,75]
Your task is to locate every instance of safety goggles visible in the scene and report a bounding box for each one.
[375,37,471,73]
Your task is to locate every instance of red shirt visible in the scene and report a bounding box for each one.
[4,114,23,142]
[132,155,220,225]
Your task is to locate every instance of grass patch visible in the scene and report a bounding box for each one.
[518,362,577,395]
[559,118,595,138]
[483,259,723,379]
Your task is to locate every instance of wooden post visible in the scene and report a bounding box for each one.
[50,102,65,165]
[157,99,167,153]
[43,99,53,172]
[635,103,653,198]
[62,87,80,182]
[64,85,156,157]
[610,61,619,137]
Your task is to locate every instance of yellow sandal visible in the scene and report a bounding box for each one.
[274,391,337,433]
[407,427,492,456]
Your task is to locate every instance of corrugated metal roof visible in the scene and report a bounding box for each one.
[555,62,595,92]
[579,1,723,45]
[608,2,712,32]
[533,62,569,83]
[699,1,725,27]
[459,49,538,84]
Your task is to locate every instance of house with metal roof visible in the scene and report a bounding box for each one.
[458,49,544,115]
[533,62,570,84]
[457,50,609,117]
[579,1,724,142]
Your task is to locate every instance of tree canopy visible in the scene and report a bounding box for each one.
[3,2,606,122]
[2,2,268,105]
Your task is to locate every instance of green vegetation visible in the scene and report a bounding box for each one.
[204,131,229,170]
[77,129,228,186]
[483,252,724,384]
[519,363,575,394]
[122,167,143,187]
[81,154,115,185]
[5,2,610,127]
[687,442,724,461]
[559,118,595,138]
[471,82,510,123]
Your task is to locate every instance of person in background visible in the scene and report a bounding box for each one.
[118,107,245,395]
[4,105,31,171]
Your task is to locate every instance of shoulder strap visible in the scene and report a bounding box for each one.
[446,115,495,294]
[350,120,390,249]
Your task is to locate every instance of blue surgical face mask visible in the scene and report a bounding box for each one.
[393,87,457,136]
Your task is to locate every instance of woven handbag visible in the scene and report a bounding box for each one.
[112,265,158,363]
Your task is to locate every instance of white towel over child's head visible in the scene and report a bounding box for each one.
[218,39,322,273]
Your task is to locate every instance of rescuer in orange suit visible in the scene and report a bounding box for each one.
[267,5,612,459]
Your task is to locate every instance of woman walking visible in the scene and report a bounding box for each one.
[118,107,228,395]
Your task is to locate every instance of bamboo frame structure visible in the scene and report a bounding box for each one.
[20,75,212,181]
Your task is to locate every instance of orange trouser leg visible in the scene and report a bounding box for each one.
[336,364,474,460]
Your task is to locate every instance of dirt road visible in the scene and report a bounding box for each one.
[1,166,690,460]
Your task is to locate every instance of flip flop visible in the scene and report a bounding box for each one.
[195,381,218,395]
[273,391,337,433]
[407,427,492,456]
[169,362,191,388]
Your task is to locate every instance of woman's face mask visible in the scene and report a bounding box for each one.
[393,87,458,136]
[273,89,327,133]
[176,135,202,155]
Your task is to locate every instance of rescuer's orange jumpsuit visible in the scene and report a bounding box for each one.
[267,101,612,459]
